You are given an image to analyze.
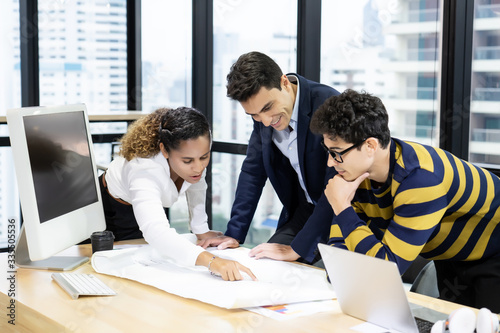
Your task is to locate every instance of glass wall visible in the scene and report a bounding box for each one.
[0,0,21,115]
[212,0,298,144]
[141,0,192,113]
[37,0,129,174]
[141,0,193,231]
[321,0,442,147]
[469,0,500,166]
[0,0,21,248]
[211,0,297,247]
[211,152,282,247]
[38,0,128,113]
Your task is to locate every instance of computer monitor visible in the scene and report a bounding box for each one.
[7,104,106,270]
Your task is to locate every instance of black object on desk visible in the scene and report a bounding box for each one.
[90,231,114,254]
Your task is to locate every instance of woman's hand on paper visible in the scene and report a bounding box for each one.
[210,258,258,281]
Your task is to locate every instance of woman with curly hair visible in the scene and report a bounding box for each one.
[100,107,256,281]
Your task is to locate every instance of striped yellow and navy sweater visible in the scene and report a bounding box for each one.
[328,138,500,274]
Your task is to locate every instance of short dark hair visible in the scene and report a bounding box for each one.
[226,51,283,102]
[310,89,391,148]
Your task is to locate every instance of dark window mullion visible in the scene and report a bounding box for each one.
[193,0,214,227]
[127,0,142,111]
[439,0,474,160]
[297,0,322,82]
[19,0,39,107]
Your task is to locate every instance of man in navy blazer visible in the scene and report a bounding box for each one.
[199,51,339,263]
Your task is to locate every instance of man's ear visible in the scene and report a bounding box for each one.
[365,137,379,155]
[159,143,169,159]
[281,74,289,88]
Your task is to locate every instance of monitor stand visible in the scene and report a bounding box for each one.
[14,226,89,271]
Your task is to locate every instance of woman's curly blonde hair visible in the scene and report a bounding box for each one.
[118,107,210,161]
[118,108,166,161]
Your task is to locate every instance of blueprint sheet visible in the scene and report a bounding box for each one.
[91,244,336,309]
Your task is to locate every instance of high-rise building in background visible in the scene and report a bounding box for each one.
[469,0,500,166]
[321,0,441,148]
[320,0,500,165]
[36,0,129,166]
[0,0,129,246]
[38,0,127,113]
[0,0,22,247]
[210,0,298,244]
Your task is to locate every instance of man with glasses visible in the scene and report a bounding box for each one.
[310,89,500,312]
[199,51,339,264]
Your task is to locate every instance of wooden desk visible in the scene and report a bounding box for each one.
[0,241,468,333]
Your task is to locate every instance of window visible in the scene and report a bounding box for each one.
[469,0,500,166]
[212,0,297,246]
[212,0,297,144]
[211,152,282,247]
[38,0,128,113]
[0,0,21,115]
[141,0,192,112]
[141,0,193,231]
[38,0,128,181]
[0,0,21,248]
[321,0,442,147]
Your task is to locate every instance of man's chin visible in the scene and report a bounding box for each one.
[340,174,355,182]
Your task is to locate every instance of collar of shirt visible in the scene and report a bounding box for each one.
[272,75,299,138]
[287,74,299,132]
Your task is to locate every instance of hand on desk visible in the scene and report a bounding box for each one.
[248,243,300,262]
[197,235,240,250]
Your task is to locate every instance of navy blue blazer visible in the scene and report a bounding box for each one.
[225,74,339,262]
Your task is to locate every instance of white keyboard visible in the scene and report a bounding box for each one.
[52,273,116,300]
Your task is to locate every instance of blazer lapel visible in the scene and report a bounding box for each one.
[296,76,311,185]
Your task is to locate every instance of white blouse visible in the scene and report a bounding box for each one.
[104,152,208,266]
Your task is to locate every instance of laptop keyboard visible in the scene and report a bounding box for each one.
[415,317,435,333]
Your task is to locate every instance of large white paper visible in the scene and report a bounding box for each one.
[91,245,336,309]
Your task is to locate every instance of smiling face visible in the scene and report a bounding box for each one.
[161,135,211,184]
[323,135,372,182]
[240,75,296,131]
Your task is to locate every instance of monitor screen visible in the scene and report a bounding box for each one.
[7,104,106,270]
[24,111,98,223]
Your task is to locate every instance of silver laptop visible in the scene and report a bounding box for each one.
[318,243,447,333]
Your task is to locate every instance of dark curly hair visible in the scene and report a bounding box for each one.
[158,107,210,153]
[119,107,210,161]
[310,89,391,148]
[226,51,283,102]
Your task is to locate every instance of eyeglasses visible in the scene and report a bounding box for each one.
[321,139,366,163]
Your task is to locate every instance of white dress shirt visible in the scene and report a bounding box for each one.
[104,152,208,266]
[272,75,313,203]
